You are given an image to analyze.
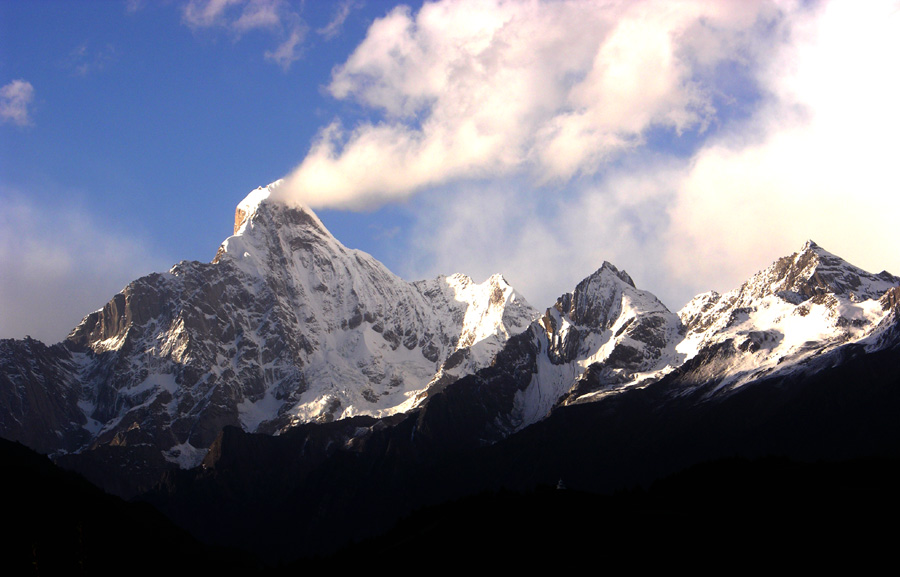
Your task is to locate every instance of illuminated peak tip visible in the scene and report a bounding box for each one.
[233,181,288,234]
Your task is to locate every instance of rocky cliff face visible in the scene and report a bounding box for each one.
[511,261,685,425]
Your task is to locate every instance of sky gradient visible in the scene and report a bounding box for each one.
[2,0,899,343]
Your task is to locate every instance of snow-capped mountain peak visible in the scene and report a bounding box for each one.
[681,240,900,338]
[5,182,540,472]
[499,262,685,429]
[522,240,899,419]
[233,183,273,234]
[673,240,900,395]
[214,180,336,272]
[747,239,899,304]
[447,272,534,347]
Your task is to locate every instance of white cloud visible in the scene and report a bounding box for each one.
[0,189,171,343]
[663,0,900,296]
[277,0,784,209]
[275,0,899,313]
[0,80,35,126]
[233,0,284,32]
[400,165,690,311]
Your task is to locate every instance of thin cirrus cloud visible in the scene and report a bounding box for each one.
[0,79,36,126]
[265,27,307,70]
[66,43,118,77]
[181,0,306,69]
[317,0,362,40]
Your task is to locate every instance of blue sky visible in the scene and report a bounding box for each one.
[2,0,899,343]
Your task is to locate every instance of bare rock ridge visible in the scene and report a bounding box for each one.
[1,181,899,502]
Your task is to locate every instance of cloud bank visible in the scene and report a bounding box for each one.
[663,0,900,298]
[276,0,782,209]
[273,0,900,310]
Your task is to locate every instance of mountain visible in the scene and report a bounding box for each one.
[676,239,900,382]
[540,239,900,409]
[138,239,900,562]
[373,239,900,452]
[2,182,899,565]
[0,181,537,494]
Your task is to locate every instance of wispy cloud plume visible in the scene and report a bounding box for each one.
[182,0,243,28]
[232,0,283,31]
[0,79,35,126]
[265,26,306,70]
[273,0,900,312]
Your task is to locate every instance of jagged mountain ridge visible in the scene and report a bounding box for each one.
[1,181,899,502]
[0,181,537,479]
[395,239,900,448]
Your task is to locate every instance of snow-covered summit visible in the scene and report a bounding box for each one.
[672,240,900,394]
[446,272,534,347]
[214,180,333,270]
[212,182,537,361]
[233,183,273,234]
[498,261,685,429]
[681,240,900,337]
